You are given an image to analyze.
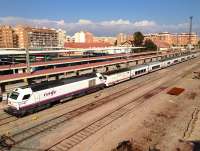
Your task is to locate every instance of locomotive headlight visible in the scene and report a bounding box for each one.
[7,100,11,105]
[16,104,20,110]
[14,103,20,110]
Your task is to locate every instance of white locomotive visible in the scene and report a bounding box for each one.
[5,53,198,116]
[6,74,105,116]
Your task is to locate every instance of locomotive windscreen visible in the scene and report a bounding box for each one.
[9,92,19,100]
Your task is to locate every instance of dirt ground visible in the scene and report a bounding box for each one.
[0,101,7,110]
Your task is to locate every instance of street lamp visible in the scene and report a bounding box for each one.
[156,45,159,61]
[26,32,31,73]
[26,47,31,73]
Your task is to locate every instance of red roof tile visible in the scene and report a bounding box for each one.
[64,42,113,49]
[153,40,170,48]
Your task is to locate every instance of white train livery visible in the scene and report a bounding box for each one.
[5,53,198,116]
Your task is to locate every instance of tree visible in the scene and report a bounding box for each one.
[144,39,157,51]
[132,32,144,47]
[198,40,200,48]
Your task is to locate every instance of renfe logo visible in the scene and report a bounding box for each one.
[44,90,56,97]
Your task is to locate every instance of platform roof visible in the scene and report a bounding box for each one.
[0,51,157,71]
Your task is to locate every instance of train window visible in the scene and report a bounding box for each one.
[142,69,146,73]
[10,92,19,100]
[22,94,30,100]
[152,65,160,70]
[135,69,145,75]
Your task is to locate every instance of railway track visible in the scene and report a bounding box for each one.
[0,74,162,150]
[0,68,171,151]
[0,58,199,151]
[0,69,160,134]
[0,113,17,127]
[0,65,166,135]
[46,87,167,151]
[44,63,198,151]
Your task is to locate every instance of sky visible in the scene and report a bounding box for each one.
[0,0,199,36]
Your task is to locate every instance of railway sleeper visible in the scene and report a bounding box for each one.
[109,114,122,120]
[78,131,89,137]
[51,118,66,125]
[53,118,66,124]
[32,127,48,133]
[99,117,112,124]
[67,112,79,117]
[14,128,46,141]
[84,127,98,133]
[52,145,67,151]
[63,142,74,148]
[81,129,94,136]
[53,143,73,151]
[72,134,86,141]
[68,137,81,144]
[94,121,105,126]
[87,124,101,130]
[75,133,88,140]
[62,139,77,146]
[95,101,104,106]
[0,135,15,148]
[0,120,13,126]
[112,111,127,118]
[92,124,103,130]
[110,111,124,117]
[84,128,97,135]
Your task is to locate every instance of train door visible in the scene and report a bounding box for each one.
[34,93,40,104]
[89,79,96,87]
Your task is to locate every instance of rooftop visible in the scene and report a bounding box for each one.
[64,42,113,49]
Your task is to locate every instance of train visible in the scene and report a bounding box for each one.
[4,53,198,117]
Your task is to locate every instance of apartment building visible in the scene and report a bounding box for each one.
[116,33,133,45]
[178,33,198,45]
[14,25,29,48]
[145,32,199,46]
[15,25,58,48]
[74,31,94,43]
[0,25,18,48]
[57,29,67,47]
[94,36,116,45]
[65,36,75,43]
